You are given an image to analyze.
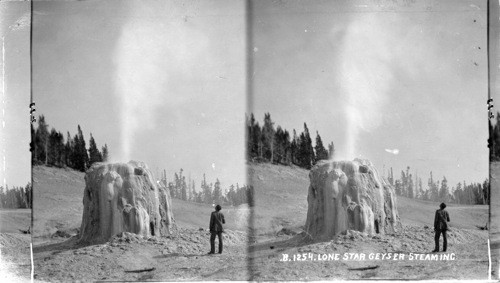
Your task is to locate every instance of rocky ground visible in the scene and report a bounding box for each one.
[249,224,489,280]
[34,227,249,281]
[34,223,488,281]
[0,209,32,282]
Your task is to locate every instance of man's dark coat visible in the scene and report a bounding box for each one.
[434,208,450,252]
[210,211,225,232]
[434,209,450,231]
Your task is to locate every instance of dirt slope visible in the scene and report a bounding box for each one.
[248,162,309,235]
[33,166,85,242]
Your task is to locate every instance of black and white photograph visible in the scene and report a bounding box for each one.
[30,0,248,281]
[0,0,500,281]
[247,0,492,280]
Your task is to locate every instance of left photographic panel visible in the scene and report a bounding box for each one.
[32,0,248,281]
[0,1,33,282]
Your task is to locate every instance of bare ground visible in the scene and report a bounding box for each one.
[249,225,488,280]
[0,209,32,282]
[34,228,248,281]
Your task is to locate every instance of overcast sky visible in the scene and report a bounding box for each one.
[33,0,246,189]
[0,2,30,188]
[251,0,488,187]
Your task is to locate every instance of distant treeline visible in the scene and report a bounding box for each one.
[159,169,253,207]
[387,167,489,205]
[0,183,32,209]
[246,113,334,169]
[32,115,109,172]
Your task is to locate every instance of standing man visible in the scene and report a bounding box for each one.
[208,204,225,254]
[433,202,450,252]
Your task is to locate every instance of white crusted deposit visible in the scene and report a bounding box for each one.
[305,159,401,240]
[79,161,176,244]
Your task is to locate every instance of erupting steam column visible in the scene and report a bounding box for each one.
[304,159,401,240]
[79,161,176,244]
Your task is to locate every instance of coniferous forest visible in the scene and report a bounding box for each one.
[0,183,32,209]
[30,115,253,207]
[247,112,489,206]
[246,113,334,169]
[31,115,109,171]
[158,169,254,207]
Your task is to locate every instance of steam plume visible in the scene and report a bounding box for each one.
[336,14,395,160]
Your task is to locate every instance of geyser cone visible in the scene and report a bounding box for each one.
[79,161,176,244]
[305,159,401,240]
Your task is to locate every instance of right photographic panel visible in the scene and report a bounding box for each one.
[247,0,492,280]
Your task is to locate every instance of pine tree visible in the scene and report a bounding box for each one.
[71,126,89,171]
[202,174,212,204]
[174,169,184,199]
[168,182,175,198]
[212,179,223,205]
[47,129,64,167]
[298,123,315,169]
[226,184,236,206]
[483,179,489,205]
[428,171,438,201]
[314,131,329,163]
[181,175,187,201]
[189,181,195,202]
[65,131,74,168]
[327,142,335,159]
[261,113,275,162]
[491,113,500,160]
[399,170,406,196]
[418,177,424,199]
[291,129,298,165]
[102,144,109,162]
[246,114,252,159]
[246,113,261,160]
[79,126,89,170]
[274,126,284,164]
[35,115,49,164]
[282,130,291,165]
[439,176,449,202]
[88,133,103,167]
[408,174,414,198]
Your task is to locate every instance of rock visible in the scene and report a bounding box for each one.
[78,161,176,244]
[276,227,299,236]
[51,230,72,238]
[304,159,401,240]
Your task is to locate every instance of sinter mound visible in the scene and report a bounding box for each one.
[305,159,401,240]
[79,161,176,244]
